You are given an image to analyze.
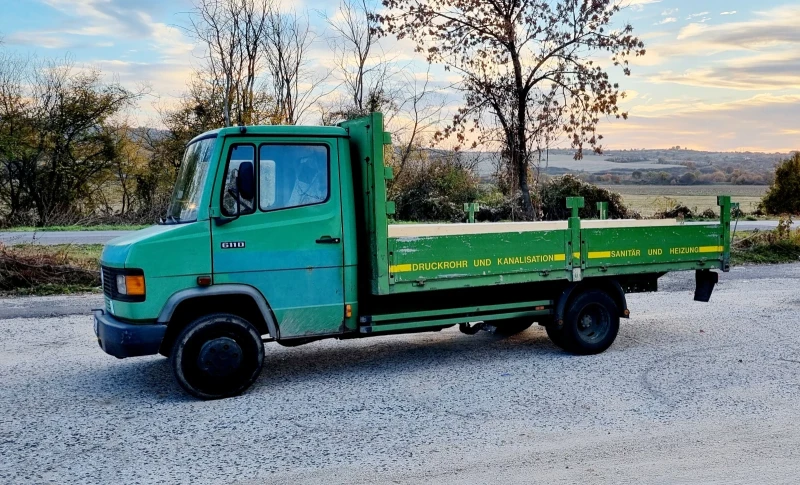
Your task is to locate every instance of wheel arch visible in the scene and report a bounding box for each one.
[554,278,629,325]
[157,285,279,356]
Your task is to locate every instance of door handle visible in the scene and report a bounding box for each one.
[316,236,341,244]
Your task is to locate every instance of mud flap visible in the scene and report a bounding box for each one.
[694,270,719,302]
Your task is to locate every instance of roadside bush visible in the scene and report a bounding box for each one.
[470,186,526,222]
[760,153,800,215]
[732,216,800,265]
[654,204,695,219]
[391,155,480,222]
[474,195,525,222]
[539,175,638,220]
[700,208,717,219]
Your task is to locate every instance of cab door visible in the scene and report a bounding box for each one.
[211,137,345,339]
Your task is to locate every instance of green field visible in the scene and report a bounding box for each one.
[599,185,768,218]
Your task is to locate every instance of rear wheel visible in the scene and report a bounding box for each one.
[170,313,264,400]
[560,290,619,355]
[490,317,534,336]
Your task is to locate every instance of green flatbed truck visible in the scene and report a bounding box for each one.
[94,112,732,399]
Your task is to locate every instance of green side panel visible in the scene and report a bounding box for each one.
[581,224,726,272]
[388,230,571,291]
[338,113,393,295]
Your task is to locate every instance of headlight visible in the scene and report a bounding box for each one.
[116,274,146,296]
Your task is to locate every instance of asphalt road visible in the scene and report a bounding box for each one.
[0,219,784,246]
[0,230,135,245]
[2,264,800,484]
[732,219,781,231]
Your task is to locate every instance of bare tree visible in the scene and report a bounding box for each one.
[264,8,329,125]
[0,49,31,223]
[389,66,446,185]
[190,0,271,126]
[324,0,396,119]
[322,0,445,183]
[376,0,645,218]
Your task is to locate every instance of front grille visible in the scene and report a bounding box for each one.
[102,266,115,299]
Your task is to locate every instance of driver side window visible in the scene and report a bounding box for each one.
[221,144,256,216]
[259,144,329,212]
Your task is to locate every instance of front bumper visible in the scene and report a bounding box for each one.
[93,310,167,359]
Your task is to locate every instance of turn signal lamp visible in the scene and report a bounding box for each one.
[117,274,145,296]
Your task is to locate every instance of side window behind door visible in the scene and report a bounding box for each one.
[259,145,329,212]
[221,144,256,216]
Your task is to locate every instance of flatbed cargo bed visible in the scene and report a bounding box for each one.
[385,215,728,293]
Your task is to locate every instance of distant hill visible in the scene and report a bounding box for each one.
[455,148,790,178]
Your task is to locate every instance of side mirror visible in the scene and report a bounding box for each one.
[236,161,255,201]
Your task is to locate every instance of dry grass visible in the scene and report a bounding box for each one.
[731,218,800,265]
[0,244,102,295]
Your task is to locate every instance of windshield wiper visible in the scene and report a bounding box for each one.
[161,214,180,225]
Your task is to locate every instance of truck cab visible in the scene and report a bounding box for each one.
[95,113,730,400]
[95,122,366,395]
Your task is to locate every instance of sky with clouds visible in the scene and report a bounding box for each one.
[1,0,798,152]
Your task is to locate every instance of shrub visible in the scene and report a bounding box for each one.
[391,154,480,222]
[761,153,800,215]
[700,208,717,219]
[539,175,638,220]
[654,204,694,219]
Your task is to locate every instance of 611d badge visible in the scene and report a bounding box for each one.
[221,241,246,249]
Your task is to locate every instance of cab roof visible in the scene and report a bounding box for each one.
[189,125,349,144]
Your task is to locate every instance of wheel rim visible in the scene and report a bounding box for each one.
[197,337,243,378]
[576,303,611,344]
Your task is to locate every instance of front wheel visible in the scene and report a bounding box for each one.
[170,313,264,400]
[560,290,620,355]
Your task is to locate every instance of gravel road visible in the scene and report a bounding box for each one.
[2,264,800,484]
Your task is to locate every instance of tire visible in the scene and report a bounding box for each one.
[490,317,534,336]
[560,289,620,355]
[545,325,568,350]
[170,313,264,400]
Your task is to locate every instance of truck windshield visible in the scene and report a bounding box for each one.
[165,136,217,223]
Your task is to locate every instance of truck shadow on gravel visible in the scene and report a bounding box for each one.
[87,326,660,402]
[87,328,588,401]
[250,329,585,394]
